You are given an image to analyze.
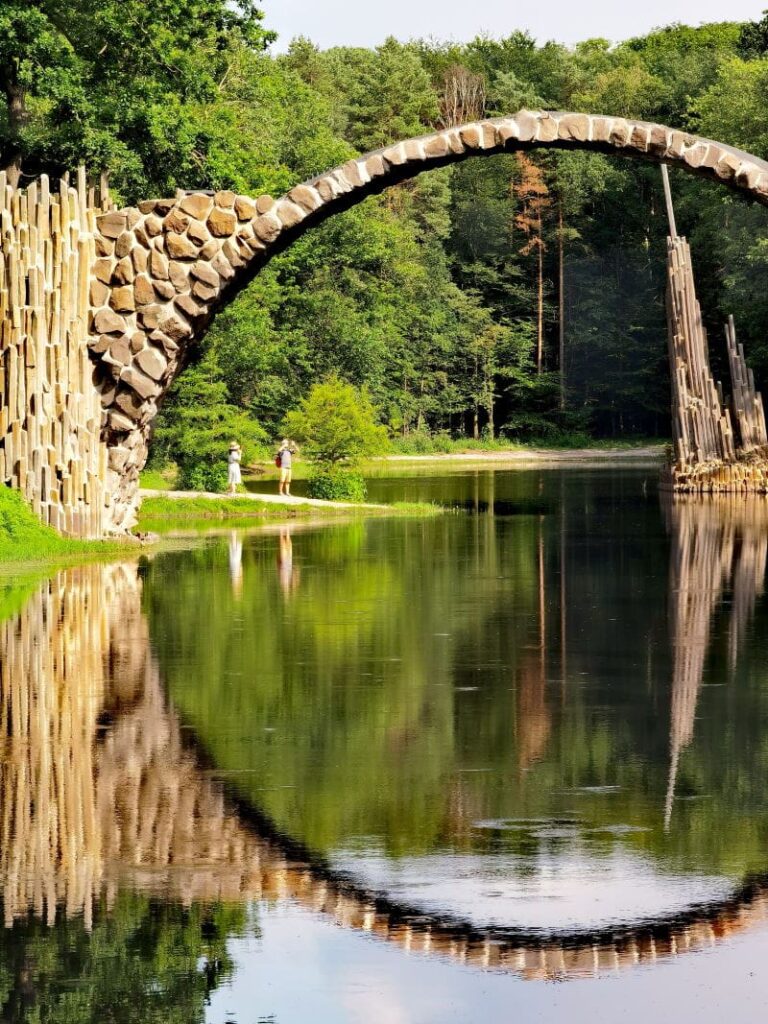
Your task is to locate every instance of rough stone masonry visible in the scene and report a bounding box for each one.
[4,111,768,535]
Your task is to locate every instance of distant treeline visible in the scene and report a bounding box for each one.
[4,3,768,445]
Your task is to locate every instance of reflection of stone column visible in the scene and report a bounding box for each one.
[663,496,768,829]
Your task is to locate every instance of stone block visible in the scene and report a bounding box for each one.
[94,258,114,284]
[134,274,155,305]
[169,262,189,291]
[254,213,282,243]
[112,256,135,285]
[629,124,650,152]
[187,218,210,245]
[153,280,176,300]
[516,111,540,142]
[132,246,148,273]
[126,208,142,229]
[222,238,245,267]
[683,142,708,169]
[459,124,482,149]
[109,410,136,432]
[174,293,202,319]
[137,304,163,330]
[158,312,192,342]
[91,334,113,355]
[289,184,323,211]
[214,190,237,208]
[110,286,136,313]
[382,144,408,166]
[191,260,220,287]
[94,308,127,335]
[108,337,132,366]
[90,281,109,307]
[180,193,214,220]
[256,194,276,214]
[136,346,167,381]
[164,208,189,233]
[591,116,612,143]
[365,154,389,176]
[212,253,235,281]
[144,214,163,237]
[234,195,257,220]
[649,125,669,156]
[558,113,590,142]
[446,130,465,154]
[609,119,632,147]
[95,235,114,257]
[200,240,220,260]
[97,212,127,238]
[121,367,160,401]
[138,200,158,214]
[149,330,179,355]
[166,232,198,260]
[536,114,559,143]
[150,249,169,279]
[207,207,238,237]
[715,151,741,181]
[192,280,218,302]
[115,230,135,258]
[342,159,367,187]
[424,134,450,158]
[130,331,147,354]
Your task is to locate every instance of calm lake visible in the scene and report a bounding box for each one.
[2,466,768,1022]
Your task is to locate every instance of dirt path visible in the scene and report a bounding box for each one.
[140,489,389,510]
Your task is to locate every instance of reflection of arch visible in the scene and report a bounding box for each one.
[4,556,768,980]
[86,111,768,529]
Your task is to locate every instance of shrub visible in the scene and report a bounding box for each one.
[283,375,388,466]
[178,462,228,493]
[308,467,367,502]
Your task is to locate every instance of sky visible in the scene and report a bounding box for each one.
[267,0,766,52]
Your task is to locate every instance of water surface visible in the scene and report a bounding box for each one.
[1,467,768,1021]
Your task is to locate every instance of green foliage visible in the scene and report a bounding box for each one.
[284,376,389,466]
[151,362,267,493]
[307,466,368,502]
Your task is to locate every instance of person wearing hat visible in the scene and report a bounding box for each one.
[276,438,295,495]
[227,441,242,495]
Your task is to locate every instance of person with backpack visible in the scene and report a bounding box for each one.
[275,438,295,496]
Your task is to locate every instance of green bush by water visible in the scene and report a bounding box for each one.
[307,467,368,502]
[0,486,126,562]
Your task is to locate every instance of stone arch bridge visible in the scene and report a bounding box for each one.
[2,110,768,534]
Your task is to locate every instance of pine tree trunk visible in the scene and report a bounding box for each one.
[558,200,565,409]
[2,77,27,188]
[536,241,544,376]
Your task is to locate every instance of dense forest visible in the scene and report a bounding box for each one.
[4,2,768,450]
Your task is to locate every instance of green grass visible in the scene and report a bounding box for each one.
[0,486,130,564]
[139,466,179,490]
[137,494,442,530]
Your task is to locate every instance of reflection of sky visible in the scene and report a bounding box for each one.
[328,843,735,932]
[206,902,768,1024]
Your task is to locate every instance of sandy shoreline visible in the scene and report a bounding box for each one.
[375,444,666,465]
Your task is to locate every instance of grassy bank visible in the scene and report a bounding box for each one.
[0,486,128,564]
[137,494,441,530]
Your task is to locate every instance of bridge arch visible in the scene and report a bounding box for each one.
[89,109,768,530]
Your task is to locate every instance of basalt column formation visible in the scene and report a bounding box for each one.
[0,169,109,536]
[664,235,768,492]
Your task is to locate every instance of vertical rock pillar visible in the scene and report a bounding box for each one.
[0,170,109,537]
